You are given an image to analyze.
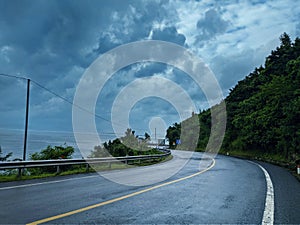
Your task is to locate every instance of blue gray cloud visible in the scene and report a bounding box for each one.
[196,8,229,43]
[0,0,299,139]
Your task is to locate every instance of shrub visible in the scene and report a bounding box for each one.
[29,145,74,174]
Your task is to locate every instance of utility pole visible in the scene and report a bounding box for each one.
[23,79,30,161]
[155,128,157,149]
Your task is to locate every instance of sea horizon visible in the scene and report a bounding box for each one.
[0,128,116,160]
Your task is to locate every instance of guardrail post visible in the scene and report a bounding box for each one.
[86,163,89,172]
[56,165,60,174]
[17,168,22,178]
[128,159,132,165]
[108,162,111,168]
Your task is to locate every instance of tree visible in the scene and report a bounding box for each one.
[145,132,151,141]
[30,145,74,160]
[90,145,110,158]
[222,33,300,159]
[121,128,138,152]
[0,146,12,161]
[169,33,300,162]
[91,129,159,158]
[29,145,74,174]
[166,123,181,149]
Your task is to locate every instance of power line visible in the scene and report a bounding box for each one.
[0,73,145,133]
[0,73,28,80]
[31,80,113,124]
[0,128,139,137]
[0,73,112,124]
[0,73,126,127]
[31,80,135,130]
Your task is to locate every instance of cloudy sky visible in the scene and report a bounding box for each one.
[0,0,299,140]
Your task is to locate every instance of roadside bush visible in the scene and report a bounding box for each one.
[30,145,74,160]
[0,146,12,161]
[29,145,74,175]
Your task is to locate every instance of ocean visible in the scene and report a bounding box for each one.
[0,129,111,160]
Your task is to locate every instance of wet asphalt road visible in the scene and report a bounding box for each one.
[0,150,299,224]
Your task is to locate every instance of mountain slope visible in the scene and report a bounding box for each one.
[167,33,300,164]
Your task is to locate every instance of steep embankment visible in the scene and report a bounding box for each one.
[167,33,300,173]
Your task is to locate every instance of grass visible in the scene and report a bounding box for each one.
[136,154,173,166]
[0,155,173,183]
[218,149,288,164]
[0,172,65,183]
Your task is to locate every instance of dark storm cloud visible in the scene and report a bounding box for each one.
[0,0,299,133]
[0,0,184,130]
[94,1,182,54]
[152,27,186,46]
[195,8,229,44]
[0,0,105,85]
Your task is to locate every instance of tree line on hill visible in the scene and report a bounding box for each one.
[167,33,300,162]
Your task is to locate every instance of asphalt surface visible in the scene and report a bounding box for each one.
[0,150,299,224]
[258,161,300,224]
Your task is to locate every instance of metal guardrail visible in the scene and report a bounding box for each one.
[0,149,171,170]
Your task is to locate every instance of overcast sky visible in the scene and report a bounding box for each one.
[0,0,299,140]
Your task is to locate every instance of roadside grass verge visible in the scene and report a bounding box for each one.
[0,155,173,183]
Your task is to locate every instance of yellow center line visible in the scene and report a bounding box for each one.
[27,158,215,225]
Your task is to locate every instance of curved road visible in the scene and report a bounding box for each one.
[0,150,299,224]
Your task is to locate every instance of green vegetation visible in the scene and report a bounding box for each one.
[0,154,173,183]
[223,33,300,158]
[28,144,75,175]
[30,145,74,160]
[0,163,133,182]
[166,123,181,148]
[0,129,169,182]
[166,114,200,150]
[167,33,300,170]
[0,146,12,161]
[90,128,160,158]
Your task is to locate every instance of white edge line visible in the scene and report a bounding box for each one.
[248,161,274,225]
[0,175,99,190]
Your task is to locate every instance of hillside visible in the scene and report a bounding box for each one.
[167,33,300,164]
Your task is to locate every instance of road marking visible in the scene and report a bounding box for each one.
[27,158,215,225]
[248,161,274,225]
[0,175,99,190]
